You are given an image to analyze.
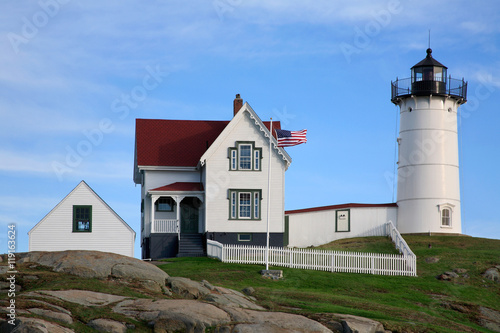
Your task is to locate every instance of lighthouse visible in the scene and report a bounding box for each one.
[391,49,467,234]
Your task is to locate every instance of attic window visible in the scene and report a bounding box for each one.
[228,142,262,171]
[73,205,92,232]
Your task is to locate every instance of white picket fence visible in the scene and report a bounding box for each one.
[207,222,417,277]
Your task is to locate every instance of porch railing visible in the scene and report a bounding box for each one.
[152,219,179,233]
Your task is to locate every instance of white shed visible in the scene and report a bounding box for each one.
[29,181,135,257]
[285,203,398,248]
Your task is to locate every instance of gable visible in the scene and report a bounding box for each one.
[29,181,135,237]
[199,103,291,169]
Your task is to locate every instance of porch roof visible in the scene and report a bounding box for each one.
[150,182,204,192]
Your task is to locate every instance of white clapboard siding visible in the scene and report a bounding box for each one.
[29,181,135,257]
[204,108,287,234]
[207,222,417,277]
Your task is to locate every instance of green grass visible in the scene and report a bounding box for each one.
[317,236,401,254]
[159,235,500,332]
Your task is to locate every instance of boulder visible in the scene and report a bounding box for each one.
[203,292,264,311]
[483,268,499,282]
[87,318,127,333]
[28,308,73,324]
[242,287,255,296]
[479,306,500,332]
[337,314,386,333]
[0,317,74,333]
[223,307,332,333]
[113,298,232,330]
[202,279,216,290]
[437,271,459,281]
[16,250,169,287]
[25,299,72,315]
[206,286,263,310]
[167,276,211,299]
[37,290,126,307]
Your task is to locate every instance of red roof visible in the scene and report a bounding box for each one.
[150,182,204,192]
[285,203,398,215]
[135,118,279,167]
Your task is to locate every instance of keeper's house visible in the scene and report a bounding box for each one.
[29,180,136,257]
[134,95,291,259]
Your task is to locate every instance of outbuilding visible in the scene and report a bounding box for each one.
[29,181,135,257]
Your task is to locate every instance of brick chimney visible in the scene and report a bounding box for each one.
[233,94,243,116]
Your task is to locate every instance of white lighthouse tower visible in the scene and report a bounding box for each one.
[391,49,467,234]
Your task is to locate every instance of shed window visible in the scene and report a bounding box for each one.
[73,205,92,232]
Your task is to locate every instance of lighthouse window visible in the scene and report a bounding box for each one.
[441,208,451,227]
[422,67,433,81]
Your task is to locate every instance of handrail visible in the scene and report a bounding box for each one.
[391,77,467,104]
[386,221,415,258]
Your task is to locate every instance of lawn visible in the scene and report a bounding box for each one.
[158,235,500,332]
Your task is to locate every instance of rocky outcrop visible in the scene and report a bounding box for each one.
[16,250,169,289]
[0,250,338,332]
[0,317,74,333]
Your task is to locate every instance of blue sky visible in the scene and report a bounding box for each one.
[1,0,499,258]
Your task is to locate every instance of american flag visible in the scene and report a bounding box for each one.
[275,129,307,147]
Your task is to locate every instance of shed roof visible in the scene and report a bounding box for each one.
[285,203,398,215]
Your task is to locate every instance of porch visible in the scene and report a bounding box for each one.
[147,182,205,257]
[149,195,203,235]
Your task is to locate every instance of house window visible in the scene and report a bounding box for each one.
[239,192,251,218]
[254,192,260,219]
[441,208,451,227]
[228,189,262,220]
[231,150,237,170]
[231,192,237,219]
[238,234,252,242]
[157,197,174,212]
[254,150,260,170]
[228,142,262,171]
[73,205,92,232]
[239,144,252,170]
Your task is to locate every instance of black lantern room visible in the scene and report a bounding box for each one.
[391,49,467,104]
[411,48,447,95]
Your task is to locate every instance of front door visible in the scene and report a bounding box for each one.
[180,197,199,233]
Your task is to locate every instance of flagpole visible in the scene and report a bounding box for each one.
[265,118,272,271]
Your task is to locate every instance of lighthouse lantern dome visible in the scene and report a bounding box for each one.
[391,48,467,104]
[410,48,448,95]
